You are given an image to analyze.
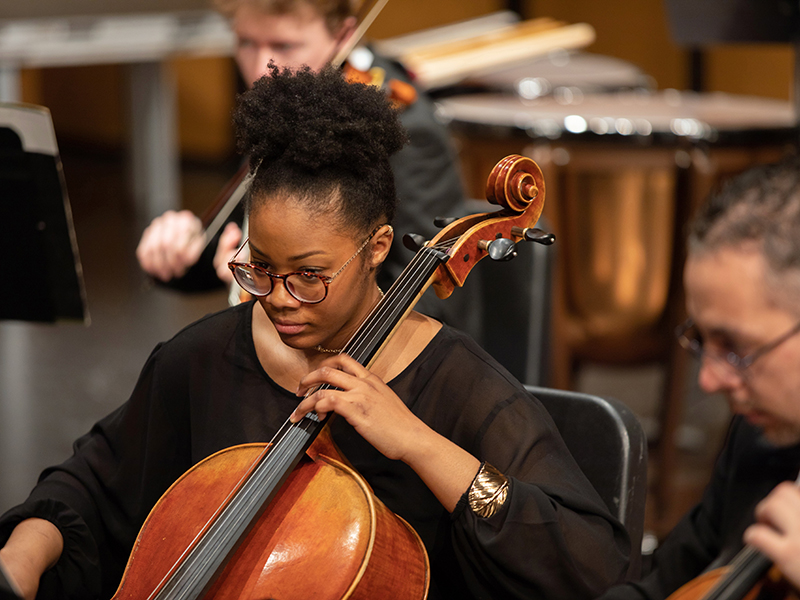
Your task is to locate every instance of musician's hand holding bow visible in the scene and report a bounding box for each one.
[744,482,800,590]
[136,210,205,281]
[212,222,242,285]
[292,353,480,513]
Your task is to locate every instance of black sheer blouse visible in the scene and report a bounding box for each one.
[0,302,629,599]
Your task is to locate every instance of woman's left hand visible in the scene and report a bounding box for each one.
[292,353,427,462]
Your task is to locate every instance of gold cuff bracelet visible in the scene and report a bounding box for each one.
[468,462,509,518]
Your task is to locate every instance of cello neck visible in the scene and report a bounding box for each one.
[702,546,773,600]
[333,243,450,369]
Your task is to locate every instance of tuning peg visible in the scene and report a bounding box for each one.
[511,226,556,245]
[478,237,517,261]
[403,233,427,252]
[433,216,458,228]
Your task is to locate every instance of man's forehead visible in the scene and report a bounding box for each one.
[685,246,798,335]
[685,248,765,318]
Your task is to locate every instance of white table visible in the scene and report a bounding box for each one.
[0,11,235,220]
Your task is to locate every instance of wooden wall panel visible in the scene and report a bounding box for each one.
[368,0,503,39]
[173,57,237,161]
[528,0,686,90]
[34,64,126,150]
[705,45,793,99]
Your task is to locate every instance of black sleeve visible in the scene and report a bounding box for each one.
[447,388,631,599]
[0,343,193,600]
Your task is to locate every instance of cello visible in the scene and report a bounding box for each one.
[666,474,800,600]
[110,155,552,600]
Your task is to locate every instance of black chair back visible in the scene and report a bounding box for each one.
[525,385,648,580]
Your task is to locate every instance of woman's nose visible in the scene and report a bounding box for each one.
[266,278,302,308]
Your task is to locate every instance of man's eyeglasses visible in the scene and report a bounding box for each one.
[227,227,381,304]
[676,318,800,376]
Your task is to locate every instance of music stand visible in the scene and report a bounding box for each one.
[665,0,800,44]
[664,0,800,131]
[0,103,88,323]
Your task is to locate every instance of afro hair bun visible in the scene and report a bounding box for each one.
[234,63,408,176]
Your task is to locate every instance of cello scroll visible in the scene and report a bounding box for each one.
[426,154,553,299]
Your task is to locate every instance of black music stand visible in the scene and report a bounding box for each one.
[665,0,800,44]
[0,103,88,323]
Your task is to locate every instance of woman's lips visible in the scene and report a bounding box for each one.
[273,320,306,335]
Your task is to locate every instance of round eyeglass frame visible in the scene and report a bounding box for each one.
[227,226,382,304]
[675,318,800,376]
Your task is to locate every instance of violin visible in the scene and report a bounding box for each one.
[111,155,553,600]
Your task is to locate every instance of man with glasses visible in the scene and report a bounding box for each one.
[600,156,800,599]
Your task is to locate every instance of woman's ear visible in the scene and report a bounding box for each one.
[368,224,393,269]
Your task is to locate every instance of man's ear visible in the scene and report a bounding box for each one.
[335,16,358,49]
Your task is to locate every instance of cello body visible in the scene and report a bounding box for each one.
[667,568,763,600]
[112,436,429,600]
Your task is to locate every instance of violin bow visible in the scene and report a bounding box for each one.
[331,0,390,68]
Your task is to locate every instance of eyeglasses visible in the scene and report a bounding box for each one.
[227,227,381,304]
[676,318,800,377]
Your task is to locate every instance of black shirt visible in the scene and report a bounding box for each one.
[0,302,628,599]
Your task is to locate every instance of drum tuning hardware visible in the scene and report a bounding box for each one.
[403,233,427,252]
[433,216,458,228]
[511,226,556,245]
[478,237,517,261]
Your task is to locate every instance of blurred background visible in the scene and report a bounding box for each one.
[1,0,798,551]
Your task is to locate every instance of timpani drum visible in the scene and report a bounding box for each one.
[463,51,653,97]
[437,90,797,384]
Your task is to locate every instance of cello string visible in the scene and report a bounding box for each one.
[296,240,454,409]
[161,423,320,599]
[343,237,457,364]
[345,246,446,364]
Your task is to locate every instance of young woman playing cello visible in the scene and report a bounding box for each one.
[0,64,628,600]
